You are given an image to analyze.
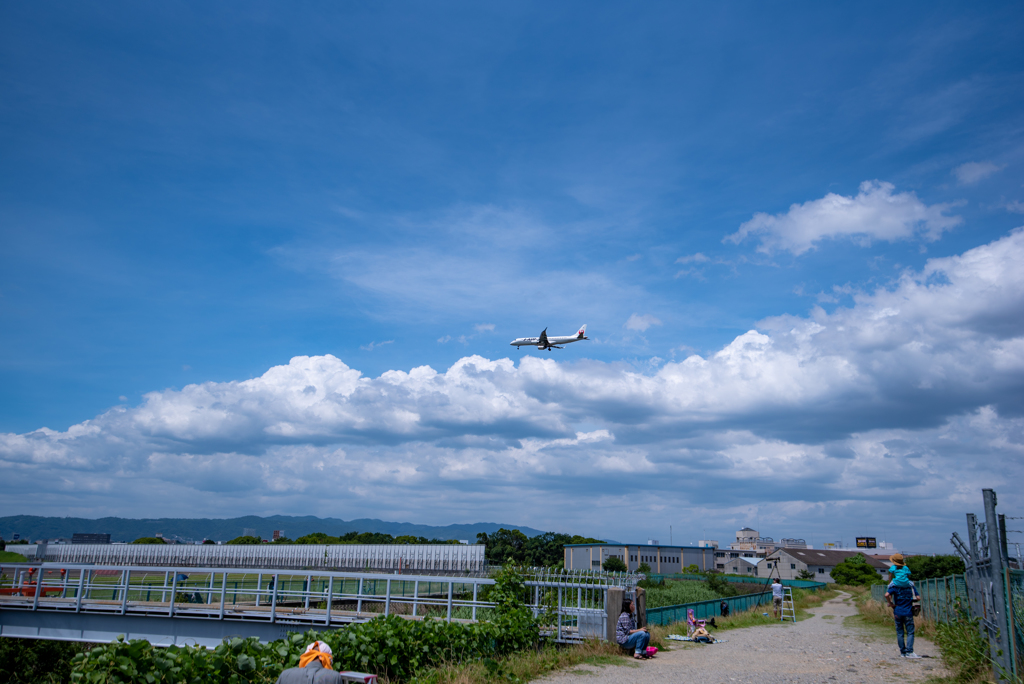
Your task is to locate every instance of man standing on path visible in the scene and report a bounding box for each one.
[772,578,784,619]
[885,579,922,658]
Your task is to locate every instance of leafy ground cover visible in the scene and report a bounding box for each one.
[0,636,88,684]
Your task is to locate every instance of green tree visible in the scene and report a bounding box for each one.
[393,535,427,544]
[904,554,965,580]
[295,532,337,544]
[202,539,215,545]
[703,571,738,597]
[340,531,396,544]
[226,535,262,545]
[603,556,627,572]
[683,563,700,574]
[796,569,816,580]
[830,554,882,586]
[131,537,166,544]
[637,562,652,574]
[476,528,529,565]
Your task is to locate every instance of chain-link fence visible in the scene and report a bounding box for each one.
[1009,569,1023,678]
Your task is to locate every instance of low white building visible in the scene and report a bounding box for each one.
[719,555,759,576]
[757,548,889,583]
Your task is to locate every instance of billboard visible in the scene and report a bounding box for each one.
[856,537,877,549]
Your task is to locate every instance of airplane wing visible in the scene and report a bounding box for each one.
[538,328,548,348]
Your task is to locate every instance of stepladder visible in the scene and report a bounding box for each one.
[781,587,796,622]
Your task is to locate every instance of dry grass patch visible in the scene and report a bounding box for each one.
[409,639,635,684]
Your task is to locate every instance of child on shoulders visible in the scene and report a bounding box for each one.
[888,553,911,588]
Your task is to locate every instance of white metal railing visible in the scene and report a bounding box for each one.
[15,544,485,572]
[0,563,639,643]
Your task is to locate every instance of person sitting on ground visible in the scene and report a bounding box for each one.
[616,598,651,659]
[275,641,343,684]
[771,578,784,619]
[888,553,912,588]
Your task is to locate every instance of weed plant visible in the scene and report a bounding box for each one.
[932,613,991,684]
[643,580,723,608]
[411,639,626,684]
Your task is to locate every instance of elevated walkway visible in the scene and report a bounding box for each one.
[0,562,638,646]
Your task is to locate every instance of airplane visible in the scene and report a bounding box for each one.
[510,325,588,350]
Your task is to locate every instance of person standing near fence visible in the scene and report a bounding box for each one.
[885,580,921,658]
[772,578,784,619]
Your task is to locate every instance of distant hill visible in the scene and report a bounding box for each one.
[0,515,549,544]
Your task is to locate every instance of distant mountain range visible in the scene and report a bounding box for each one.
[0,515,548,544]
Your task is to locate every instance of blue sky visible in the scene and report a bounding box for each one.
[2,2,1023,552]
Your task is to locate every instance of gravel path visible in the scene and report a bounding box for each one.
[540,592,948,684]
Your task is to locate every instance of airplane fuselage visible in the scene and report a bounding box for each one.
[510,325,588,350]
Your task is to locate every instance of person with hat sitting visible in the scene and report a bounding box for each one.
[888,553,912,589]
[276,641,344,683]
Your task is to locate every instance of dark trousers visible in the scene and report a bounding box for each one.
[895,615,915,655]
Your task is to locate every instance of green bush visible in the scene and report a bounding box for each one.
[602,557,627,572]
[703,572,738,597]
[131,537,166,544]
[0,637,86,684]
[829,554,880,586]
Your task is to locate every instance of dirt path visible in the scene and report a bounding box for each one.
[539,591,947,684]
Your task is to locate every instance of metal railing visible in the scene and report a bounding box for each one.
[0,563,639,645]
[11,543,486,573]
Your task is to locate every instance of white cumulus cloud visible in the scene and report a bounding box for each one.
[726,181,963,255]
[952,161,1005,186]
[624,314,663,332]
[3,230,1024,546]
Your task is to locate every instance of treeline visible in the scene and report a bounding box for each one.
[475,529,604,567]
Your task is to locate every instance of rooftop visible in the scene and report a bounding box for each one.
[769,548,888,569]
[564,542,710,550]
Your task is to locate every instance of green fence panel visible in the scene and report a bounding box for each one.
[648,573,826,590]
[1008,569,1023,678]
[645,591,775,626]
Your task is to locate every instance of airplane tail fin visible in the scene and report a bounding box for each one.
[577,324,587,339]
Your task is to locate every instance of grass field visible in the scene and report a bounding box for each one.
[0,551,29,563]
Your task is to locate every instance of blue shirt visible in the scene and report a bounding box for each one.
[888,586,917,617]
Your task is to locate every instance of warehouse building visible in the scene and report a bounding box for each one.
[563,542,716,573]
